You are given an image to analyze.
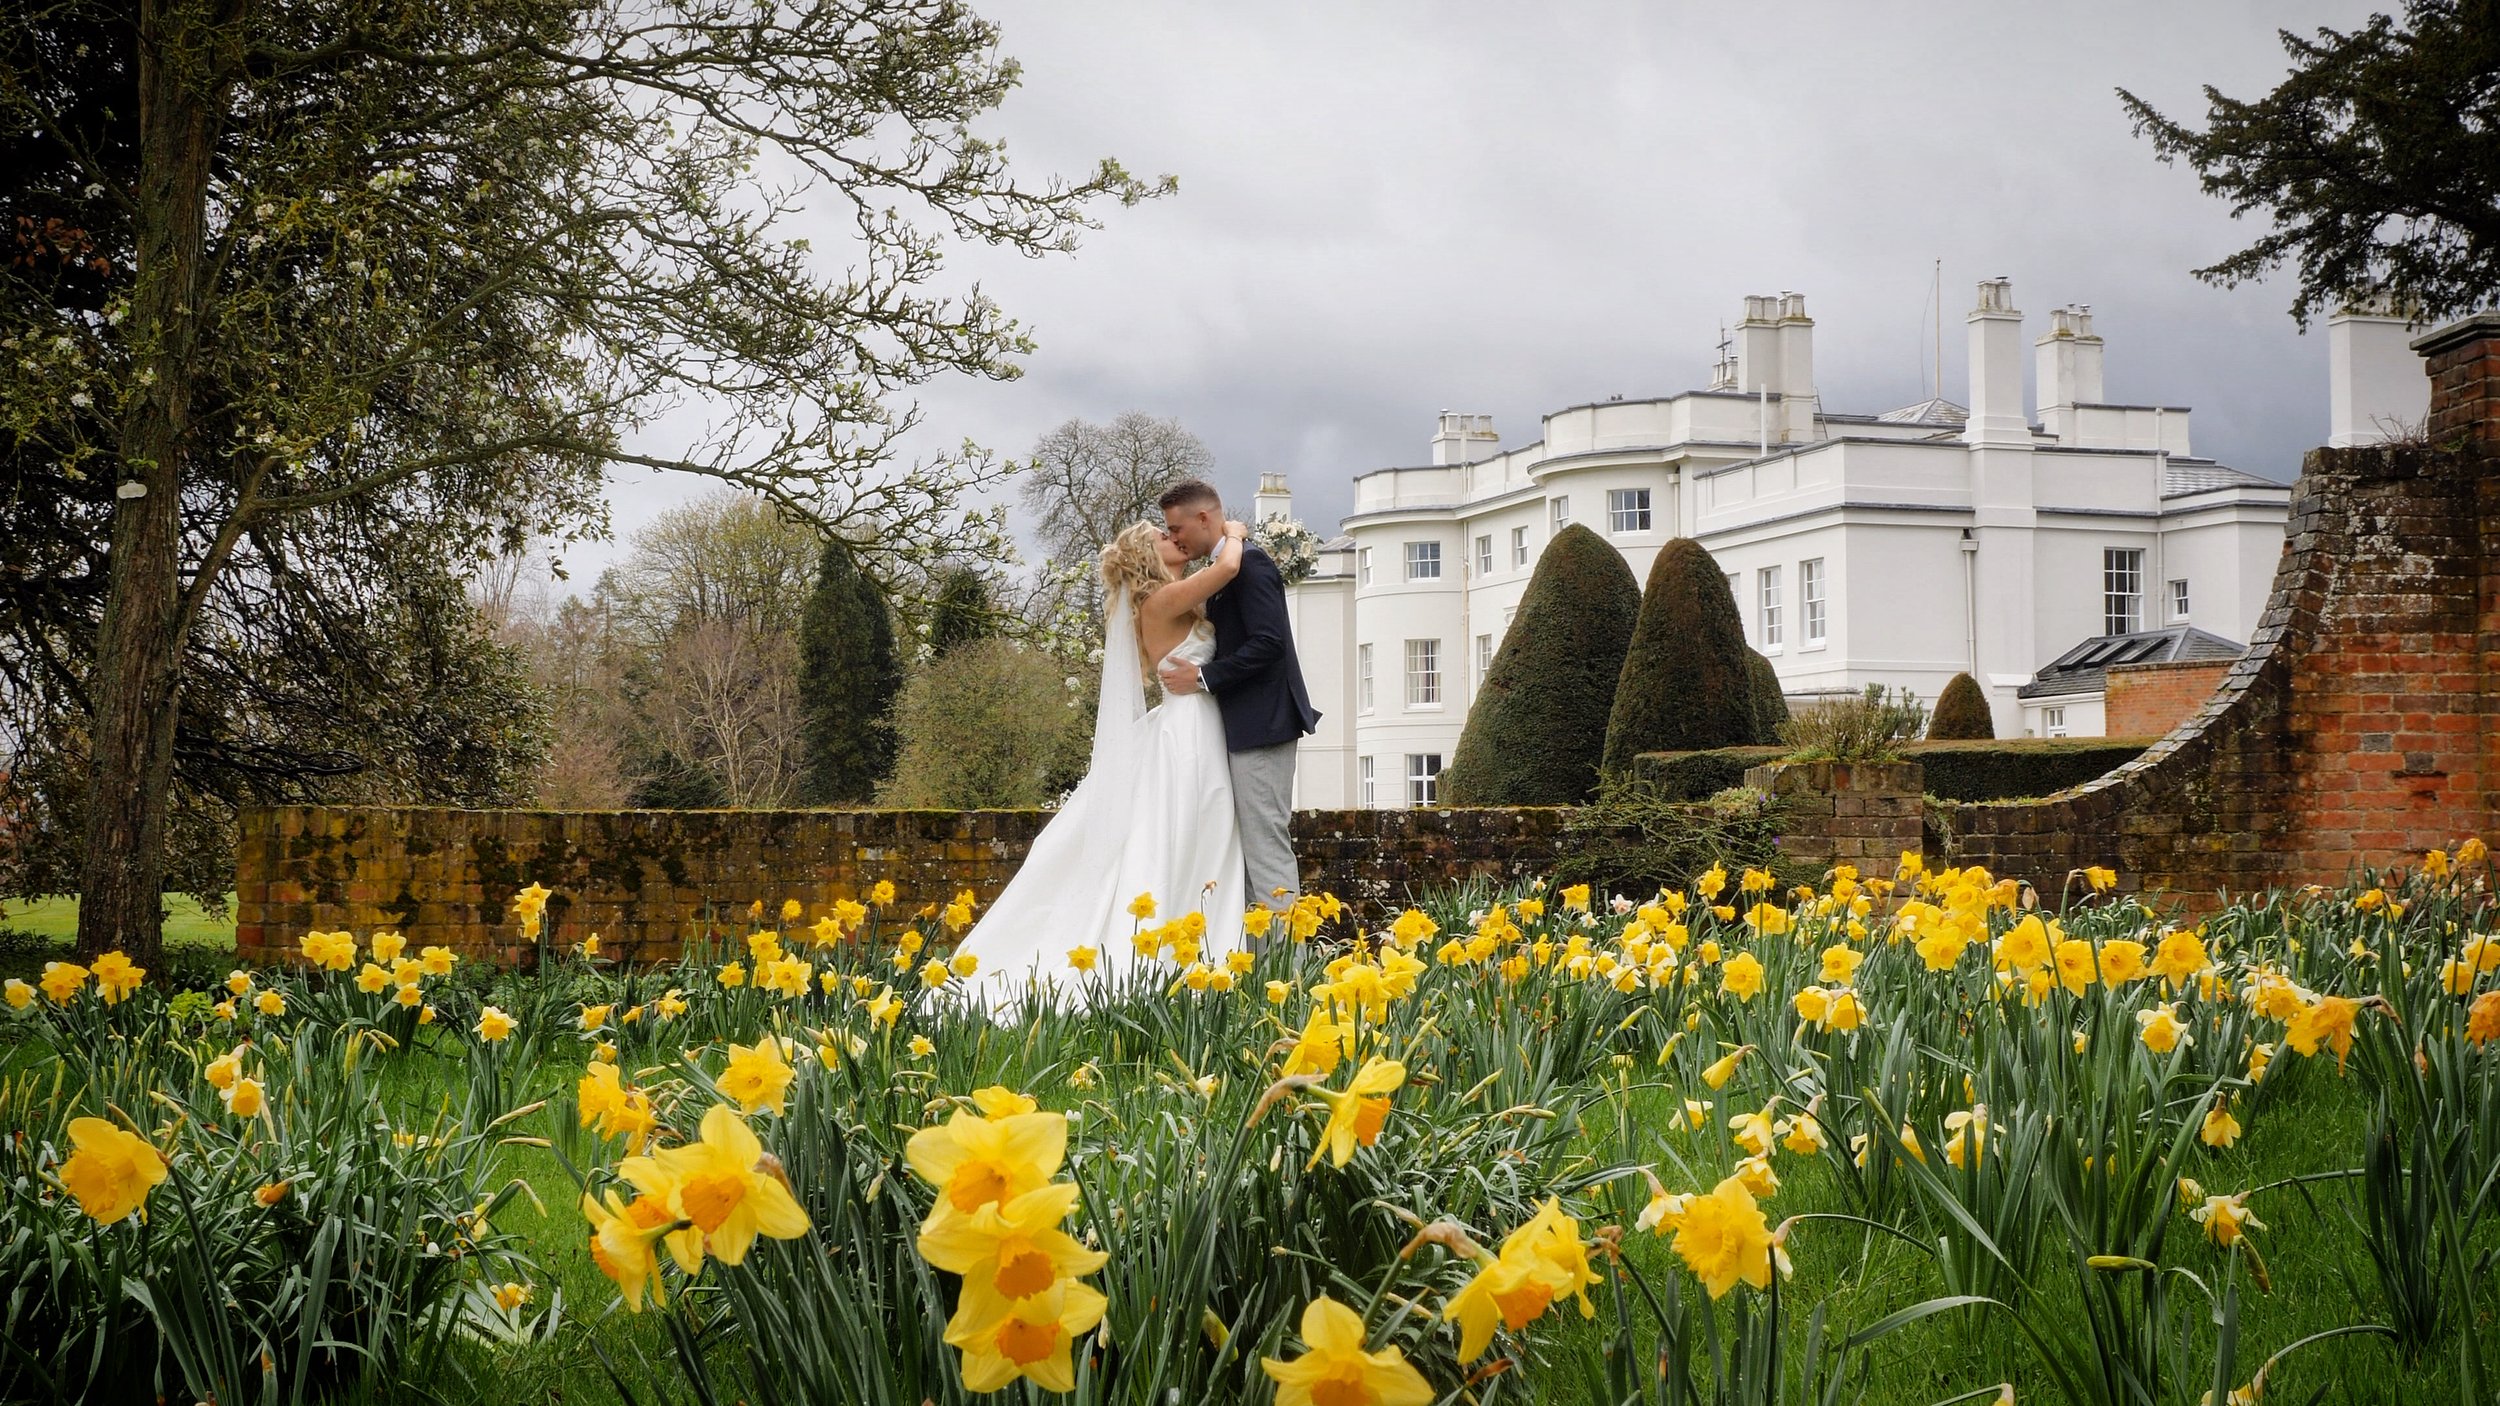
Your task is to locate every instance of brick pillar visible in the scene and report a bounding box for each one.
[2414,312,2500,447]
[1745,761,1925,872]
[2410,313,2500,835]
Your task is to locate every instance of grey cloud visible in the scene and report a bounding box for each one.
[587,0,2387,580]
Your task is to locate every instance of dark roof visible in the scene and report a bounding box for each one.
[1875,396,1968,427]
[2162,459,2284,495]
[2017,625,2245,699]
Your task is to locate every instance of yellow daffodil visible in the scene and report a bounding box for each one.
[640,1103,810,1268]
[1719,951,1765,1002]
[1700,1045,1749,1090]
[222,1075,266,1118]
[946,1276,1109,1394]
[906,1108,1067,1228]
[2285,994,2360,1069]
[475,1006,515,1041]
[91,952,144,1003]
[918,1179,1108,1329]
[1261,1294,1435,1406]
[1728,1107,1777,1158]
[2200,1101,2243,1149]
[2191,1191,2263,1247]
[41,961,90,1003]
[1671,1174,1788,1299]
[1442,1199,1601,1361]
[57,1117,168,1225]
[581,1187,682,1311]
[2137,1003,2189,1055]
[2098,939,2150,984]
[1307,1057,1404,1169]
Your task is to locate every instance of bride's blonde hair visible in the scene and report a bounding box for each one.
[1098,521,1174,616]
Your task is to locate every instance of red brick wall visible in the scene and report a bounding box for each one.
[232,804,1609,965]
[2104,659,2235,740]
[1931,313,2500,904]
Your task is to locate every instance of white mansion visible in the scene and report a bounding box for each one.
[1274,281,2433,811]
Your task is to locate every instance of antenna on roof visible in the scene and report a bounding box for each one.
[1931,258,1942,402]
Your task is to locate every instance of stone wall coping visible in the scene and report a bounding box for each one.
[2408,312,2500,356]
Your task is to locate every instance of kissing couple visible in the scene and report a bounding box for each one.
[953,479,1322,1009]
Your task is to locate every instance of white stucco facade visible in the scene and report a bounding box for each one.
[1279,284,2428,809]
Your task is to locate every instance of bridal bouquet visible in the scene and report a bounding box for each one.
[1252,514,1321,585]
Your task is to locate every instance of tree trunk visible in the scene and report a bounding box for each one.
[75,0,227,965]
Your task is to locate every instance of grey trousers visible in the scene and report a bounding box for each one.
[1228,739,1301,909]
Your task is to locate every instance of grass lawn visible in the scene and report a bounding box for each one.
[0,893,238,981]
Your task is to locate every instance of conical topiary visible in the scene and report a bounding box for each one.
[1746,649,1789,745]
[1929,671,1996,740]
[1601,538,1760,772]
[1443,524,1641,805]
[798,537,903,802]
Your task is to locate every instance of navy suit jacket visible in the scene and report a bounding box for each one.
[1197,544,1322,751]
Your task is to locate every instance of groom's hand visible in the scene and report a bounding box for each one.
[1159,658,1203,695]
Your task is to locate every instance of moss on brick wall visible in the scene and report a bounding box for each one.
[1631,739,2151,804]
[234,804,1605,966]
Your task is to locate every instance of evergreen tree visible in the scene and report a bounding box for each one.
[2119,3,2500,328]
[1746,650,1790,745]
[1601,538,1760,773]
[1929,672,1997,740]
[798,538,902,803]
[1444,525,1641,805]
[927,568,995,658]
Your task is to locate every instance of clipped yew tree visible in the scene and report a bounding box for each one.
[1445,525,1641,804]
[1746,649,1789,743]
[1601,537,1761,772]
[1929,671,1997,740]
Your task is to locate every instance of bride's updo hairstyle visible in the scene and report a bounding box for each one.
[1098,521,1173,615]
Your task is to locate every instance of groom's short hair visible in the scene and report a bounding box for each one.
[1157,479,1222,514]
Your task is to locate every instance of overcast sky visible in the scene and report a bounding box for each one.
[575,0,2390,584]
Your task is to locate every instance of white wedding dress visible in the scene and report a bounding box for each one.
[953,586,1246,1014]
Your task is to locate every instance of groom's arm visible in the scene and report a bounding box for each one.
[1196,548,1290,695]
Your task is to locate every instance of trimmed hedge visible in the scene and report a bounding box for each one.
[1445,524,1642,804]
[1928,672,1995,740]
[1629,737,2153,803]
[1602,538,1763,771]
[1746,649,1789,742]
[1913,738,2150,801]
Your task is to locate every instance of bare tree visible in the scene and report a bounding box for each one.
[648,620,806,808]
[1018,412,1214,635]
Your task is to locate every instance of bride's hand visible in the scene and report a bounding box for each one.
[1224,519,1249,541]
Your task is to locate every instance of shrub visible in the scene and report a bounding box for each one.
[1444,525,1642,805]
[878,637,1088,808]
[798,537,903,803]
[924,566,994,658]
[1778,684,1928,761]
[1746,648,1789,741]
[1551,776,1805,897]
[1602,538,1761,772]
[1928,671,1996,740]
[1916,738,2149,800]
[1632,738,2153,803]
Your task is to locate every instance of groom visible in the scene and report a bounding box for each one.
[1155,478,1321,912]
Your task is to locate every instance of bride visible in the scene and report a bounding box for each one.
[952,516,1253,1011]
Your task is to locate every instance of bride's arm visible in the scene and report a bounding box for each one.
[1147,520,1251,616]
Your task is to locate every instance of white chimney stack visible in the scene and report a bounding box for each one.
[1962,277,2030,446]
[2034,303,2105,442]
[1775,291,1817,440]
[1429,411,1498,466]
[2327,297,2430,447]
[1252,471,1292,523]
[1734,294,1784,397]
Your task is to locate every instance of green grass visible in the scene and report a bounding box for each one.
[0,893,238,982]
